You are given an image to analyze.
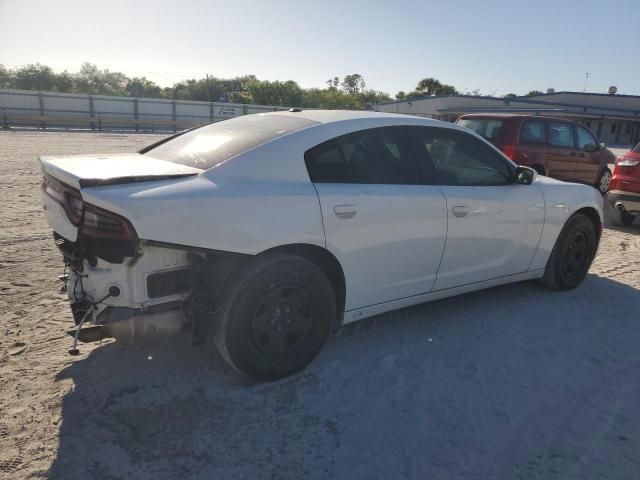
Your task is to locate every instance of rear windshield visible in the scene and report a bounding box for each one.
[144,114,318,169]
[458,119,505,142]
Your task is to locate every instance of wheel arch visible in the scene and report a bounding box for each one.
[261,243,346,321]
[574,206,602,240]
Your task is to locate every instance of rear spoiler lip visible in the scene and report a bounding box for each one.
[77,173,198,189]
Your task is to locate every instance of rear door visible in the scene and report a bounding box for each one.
[546,121,579,180]
[306,127,447,311]
[409,127,545,291]
[573,124,603,184]
[516,119,549,172]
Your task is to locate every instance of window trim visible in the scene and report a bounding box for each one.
[407,126,517,187]
[304,126,426,186]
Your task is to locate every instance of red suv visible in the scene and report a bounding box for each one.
[456,114,616,194]
[608,141,640,226]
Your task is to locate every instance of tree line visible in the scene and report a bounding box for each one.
[0,62,553,108]
[0,63,393,109]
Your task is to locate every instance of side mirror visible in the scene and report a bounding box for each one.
[598,142,606,151]
[583,143,597,153]
[515,165,537,185]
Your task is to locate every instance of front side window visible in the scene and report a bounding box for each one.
[411,128,513,186]
[548,122,576,148]
[144,114,318,170]
[575,126,597,150]
[305,128,421,185]
[519,121,547,144]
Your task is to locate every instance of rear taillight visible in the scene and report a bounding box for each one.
[42,175,137,242]
[616,157,640,167]
[81,203,137,242]
[502,144,517,160]
[65,191,84,224]
[42,176,83,226]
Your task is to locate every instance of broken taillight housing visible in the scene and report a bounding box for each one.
[80,203,137,242]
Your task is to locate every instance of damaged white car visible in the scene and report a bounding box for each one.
[41,110,603,380]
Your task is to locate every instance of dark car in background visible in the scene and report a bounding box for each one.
[608,141,640,226]
[456,114,616,194]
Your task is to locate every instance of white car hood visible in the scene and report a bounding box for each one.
[39,153,203,189]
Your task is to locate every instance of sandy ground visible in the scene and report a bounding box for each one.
[0,131,639,479]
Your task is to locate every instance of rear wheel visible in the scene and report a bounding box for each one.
[540,214,597,290]
[531,164,546,175]
[596,168,612,195]
[212,253,335,381]
[613,209,637,226]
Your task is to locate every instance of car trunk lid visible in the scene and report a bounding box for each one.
[39,153,203,189]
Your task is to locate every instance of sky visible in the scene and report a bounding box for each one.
[1,0,639,97]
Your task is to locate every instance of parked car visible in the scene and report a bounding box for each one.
[456,114,616,194]
[608,141,640,226]
[40,111,603,381]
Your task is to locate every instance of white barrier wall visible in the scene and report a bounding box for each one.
[0,88,289,131]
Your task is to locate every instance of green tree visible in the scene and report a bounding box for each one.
[52,71,74,92]
[246,80,304,106]
[341,74,366,95]
[525,90,544,97]
[12,63,57,91]
[395,91,406,100]
[125,77,162,97]
[414,77,457,96]
[74,62,127,95]
[0,65,13,88]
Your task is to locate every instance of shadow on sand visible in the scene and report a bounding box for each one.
[49,274,640,479]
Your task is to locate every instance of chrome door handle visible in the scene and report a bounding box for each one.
[452,206,469,218]
[334,205,357,219]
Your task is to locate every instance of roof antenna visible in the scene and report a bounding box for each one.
[583,72,589,92]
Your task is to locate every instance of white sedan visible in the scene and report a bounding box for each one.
[40,110,603,380]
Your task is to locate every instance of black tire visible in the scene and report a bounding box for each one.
[596,168,612,195]
[531,164,546,175]
[614,210,636,226]
[212,253,335,381]
[539,214,598,291]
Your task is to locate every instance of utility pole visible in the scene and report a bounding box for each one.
[583,73,589,92]
[205,73,211,102]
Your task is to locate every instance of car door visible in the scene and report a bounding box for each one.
[408,127,545,291]
[546,121,579,181]
[305,127,447,311]
[574,124,603,184]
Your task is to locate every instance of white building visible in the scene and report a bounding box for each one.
[376,91,640,146]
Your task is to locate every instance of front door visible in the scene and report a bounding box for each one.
[574,124,604,185]
[409,126,545,291]
[305,127,448,311]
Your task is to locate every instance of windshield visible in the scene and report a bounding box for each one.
[144,114,318,169]
[458,118,505,142]
[633,141,640,153]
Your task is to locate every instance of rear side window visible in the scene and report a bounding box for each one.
[411,128,513,186]
[519,121,547,144]
[548,122,576,148]
[305,128,421,185]
[144,114,318,170]
[457,119,505,142]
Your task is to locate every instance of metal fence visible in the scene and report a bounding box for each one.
[0,89,291,132]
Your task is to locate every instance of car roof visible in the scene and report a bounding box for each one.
[259,109,426,124]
